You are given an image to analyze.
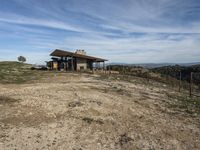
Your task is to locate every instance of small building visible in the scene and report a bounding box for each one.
[47,49,108,71]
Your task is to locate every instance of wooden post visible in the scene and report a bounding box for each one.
[66,57,68,71]
[179,71,182,92]
[190,72,193,97]
[109,65,111,75]
[92,62,94,74]
[122,65,124,75]
[98,62,100,70]
[71,57,74,71]
[99,62,100,70]
[51,61,53,70]
[103,62,105,74]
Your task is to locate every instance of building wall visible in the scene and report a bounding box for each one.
[76,58,87,70]
[53,61,58,69]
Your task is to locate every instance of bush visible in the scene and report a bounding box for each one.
[18,56,26,63]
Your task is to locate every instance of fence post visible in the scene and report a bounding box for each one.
[122,65,125,75]
[109,65,111,75]
[179,71,182,92]
[190,72,193,97]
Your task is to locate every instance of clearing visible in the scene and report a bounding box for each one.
[0,63,200,150]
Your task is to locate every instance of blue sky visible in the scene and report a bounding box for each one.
[0,0,200,64]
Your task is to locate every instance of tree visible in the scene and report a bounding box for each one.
[18,56,26,63]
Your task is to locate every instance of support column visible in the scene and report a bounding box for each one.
[98,62,100,70]
[66,57,68,71]
[51,61,53,70]
[71,57,74,71]
[103,62,105,73]
[95,62,97,70]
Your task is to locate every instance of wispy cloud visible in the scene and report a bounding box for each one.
[0,0,200,64]
[0,13,86,32]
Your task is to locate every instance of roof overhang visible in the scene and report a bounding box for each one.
[50,49,108,62]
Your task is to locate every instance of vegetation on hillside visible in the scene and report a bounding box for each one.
[0,61,43,84]
[107,64,200,86]
[151,65,200,85]
[107,64,200,98]
[107,65,180,86]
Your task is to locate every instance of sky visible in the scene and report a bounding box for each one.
[0,0,200,64]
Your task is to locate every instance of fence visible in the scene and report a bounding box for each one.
[161,71,200,97]
[105,65,200,97]
[118,69,199,97]
[186,72,200,97]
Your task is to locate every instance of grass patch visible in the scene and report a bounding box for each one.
[118,133,134,147]
[0,61,45,84]
[166,93,200,115]
[82,117,104,125]
[89,100,102,106]
[68,101,84,107]
[0,96,18,104]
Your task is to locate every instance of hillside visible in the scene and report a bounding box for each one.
[0,63,200,149]
[107,64,200,86]
[108,62,200,69]
[0,61,45,84]
[151,65,200,85]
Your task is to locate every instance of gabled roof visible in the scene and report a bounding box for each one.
[50,49,108,62]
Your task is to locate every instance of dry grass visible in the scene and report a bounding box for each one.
[0,96,18,104]
[0,64,200,149]
[0,61,46,84]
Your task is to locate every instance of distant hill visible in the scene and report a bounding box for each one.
[108,62,200,68]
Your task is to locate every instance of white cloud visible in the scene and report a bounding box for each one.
[0,0,200,64]
[0,13,86,32]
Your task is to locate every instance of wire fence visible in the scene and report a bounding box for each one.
[105,65,200,97]
[189,72,200,97]
[149,71,200,97]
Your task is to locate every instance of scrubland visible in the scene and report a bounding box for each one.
[0,62,199,150]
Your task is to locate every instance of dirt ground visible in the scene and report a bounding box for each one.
[0,73,199,150]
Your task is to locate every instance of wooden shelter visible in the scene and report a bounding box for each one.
[47,49,108,71]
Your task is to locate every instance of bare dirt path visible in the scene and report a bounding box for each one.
[0,73,199,150]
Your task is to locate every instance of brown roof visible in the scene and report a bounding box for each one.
[50,49,108,62]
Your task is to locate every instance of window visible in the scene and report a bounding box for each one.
[80,66,84,70]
